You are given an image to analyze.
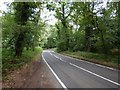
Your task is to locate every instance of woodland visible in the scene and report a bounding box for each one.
[1,1,120,76]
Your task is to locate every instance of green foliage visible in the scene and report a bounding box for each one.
[2,2,43,56]
[2,13,16,48]
[63,51,118,63]
[12,2,42,56]
[13,2,41,25]
[2,2,45,78]
[57,40,67,52]
[72,31,85,51]
[45,37,56,48]
[61,51,119,68]
[47,2,73,51]
[50,2,119,56]
[2,47,42,77]
[43,25,57,49]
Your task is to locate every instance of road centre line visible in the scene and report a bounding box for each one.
[42,53,68,89]
[49,52,53,56]
[53,51,118,71]
[59,58,66,62]
[69,63,120,86]
[49,52,66,63]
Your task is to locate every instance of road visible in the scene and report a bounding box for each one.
[42,50,120,89]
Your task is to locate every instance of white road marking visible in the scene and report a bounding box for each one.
[75,58,117,71]
[54,51,118,71]
[42,52,68,90]
[59,58,66,62]
[49,52,66,63]
[49,52,53,56]
[69,63,120,86]
[54,55,59,59]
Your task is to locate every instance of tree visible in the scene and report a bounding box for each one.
[12,2,42,56]
[2,2,43,56]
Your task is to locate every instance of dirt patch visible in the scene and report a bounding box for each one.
[2,57,62,88]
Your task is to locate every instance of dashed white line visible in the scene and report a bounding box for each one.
[60,58,66,62]
[49,52,53,56]
[49,52,66,63]
[54,55,59,59]
[42,53,68,90]
[69,63,120,86]
[55,52,118,71]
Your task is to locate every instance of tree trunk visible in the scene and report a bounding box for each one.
[61,2,69,50]
[85,25,92,52]
[15,31,25,57]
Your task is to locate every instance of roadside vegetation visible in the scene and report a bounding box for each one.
[2,2,44,80]
[2,47,42,80]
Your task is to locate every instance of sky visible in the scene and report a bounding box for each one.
[0,2,7,14]
[0,0,13,16]
[40,8,58,25]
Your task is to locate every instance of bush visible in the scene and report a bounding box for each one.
[110,48,120,55]
[57,41,67,52]
[2,47,42,77]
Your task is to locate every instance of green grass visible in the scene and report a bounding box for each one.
[2,47,42,78]
[60,51,119,69]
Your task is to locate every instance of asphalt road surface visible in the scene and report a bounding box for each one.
[42,50,120,89]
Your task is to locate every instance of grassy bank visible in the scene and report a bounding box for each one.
[2,47,42,79]
[60,51,119,69]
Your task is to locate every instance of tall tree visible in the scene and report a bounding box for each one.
[12,2,41,56]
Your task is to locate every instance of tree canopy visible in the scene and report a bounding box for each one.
[2,1,119,57]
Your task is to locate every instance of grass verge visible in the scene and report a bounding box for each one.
[2,47,42,80]
[60,51,119,69]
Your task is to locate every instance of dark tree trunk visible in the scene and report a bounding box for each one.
[61,2,69,50]
[15,31,25,57]
[85,25,92,52]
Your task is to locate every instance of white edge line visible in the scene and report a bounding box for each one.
[69,63,120,86]
[55,52,118,71]
[42,53,68,89]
